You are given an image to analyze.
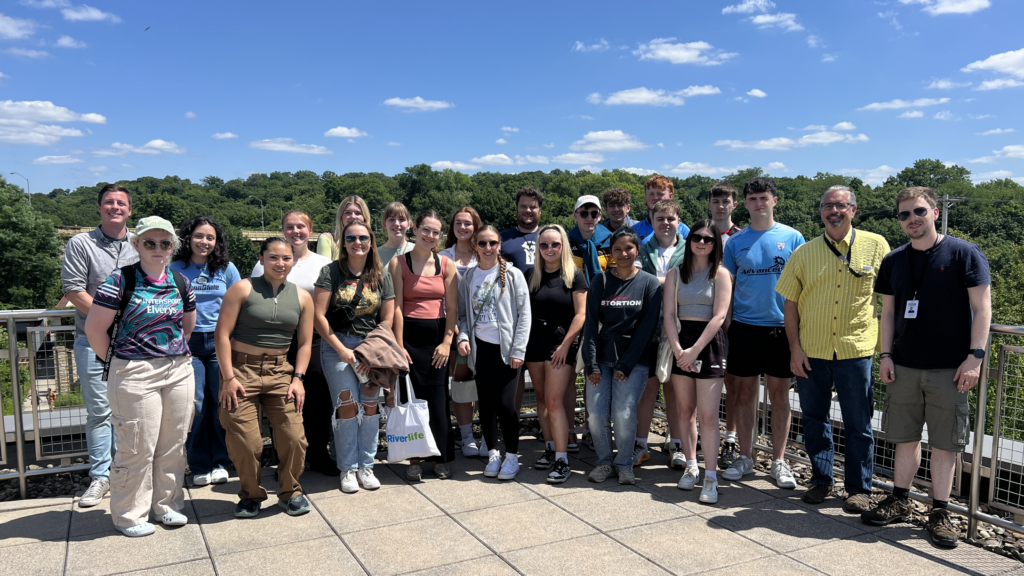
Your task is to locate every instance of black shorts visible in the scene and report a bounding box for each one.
[726,321,793,379]
[524,319,578,363]
[671,320,727,379]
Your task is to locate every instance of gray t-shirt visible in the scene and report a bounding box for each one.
[62,227,140,338]
[378,242,414,265]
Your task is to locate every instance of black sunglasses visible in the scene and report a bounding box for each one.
[690,235,715,245]
[538,242,562,250]
[141,239,174,251]
[897,207,930,222]
[577,210,600,219]
[477,240,499,248]
[344,235,371,244]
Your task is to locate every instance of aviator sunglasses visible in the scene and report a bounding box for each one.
[141,239,174,251]
[897,207,930,222]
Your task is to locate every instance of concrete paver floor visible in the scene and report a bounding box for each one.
[1,436,1021,576]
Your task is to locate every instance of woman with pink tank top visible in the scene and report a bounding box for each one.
[389,209,459,481]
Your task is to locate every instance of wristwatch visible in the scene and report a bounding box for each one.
[969,349,985,359]
[293,372,306,382]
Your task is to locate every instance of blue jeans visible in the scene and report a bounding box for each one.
[74,334,114,480]
[586,364,650,471]
[796,356,875,495]
[185,331,231,475]
[321,334,378,470]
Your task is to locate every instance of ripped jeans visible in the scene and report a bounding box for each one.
[322,333,379,471]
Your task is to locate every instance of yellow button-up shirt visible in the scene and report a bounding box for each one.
[775,227,890,360]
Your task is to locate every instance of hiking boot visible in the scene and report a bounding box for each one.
[926,508,959,548]
[588,464,614,483]
[861,495,910,526]
[843,493,872,514]
[802,483,831,505]
[535,448,555,470]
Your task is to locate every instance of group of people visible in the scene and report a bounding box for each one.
[61,175,990,549]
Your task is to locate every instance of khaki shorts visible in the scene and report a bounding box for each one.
[883,365,970,453]
[451,379,478,403]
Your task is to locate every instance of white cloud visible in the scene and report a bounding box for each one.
[751,13,804,32]
[501,126,519,132]
[0,71,7,80]
[431,161,479,171]
[470,153,514,166]
[821,53,837,62]
[926,78,971,89]
[386,141,401,146]
[184,111,196,119]
[658,143,665,148]
[553,152,605,165]
[514,155,549,165]
[978,128,1014,135]
[899,110,925,118]
[0,119,82,144]
[879,10,902,30]
[249,138,331,155]
[899,0,990,15]
[586,92,603,104]
[55,34,85,48]
[722,0,775,14]
[324,126,368,138]
[383,96,453,112]
[934,110,956,120]
[569,130,648,152]
[211,132,238,139]
[798,124,828,131]
[0,13,36,39]
[87,165,107,174]
[975,78,1024,91]
[768,161,788,171]
[95,139,187,156]
[19,1,71,8]
[975,170,1013,180]
[747,88,767,98]
[495,138,507,145]
[806,35,821,48]
[572,39,609,52]
[61,5,121,23]
[593,85,720,107]
[4,47,50,58]
[32,154,81,164]
[969,114,995,119]
[833,121,856,130]
[633,39,737,66]
[715,131,869,151]
[621,167,657,175]
[995,145,1024,159]
[543,143,554,148]
[838,165,898,186]
[857,97,950,110]
[0,100,106,123]
[962,47,1024,78]
[670,162,751,176]
[964,156,994,163]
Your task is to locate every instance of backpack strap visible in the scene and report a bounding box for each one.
[102,265,137,381]
[169,269,187,302]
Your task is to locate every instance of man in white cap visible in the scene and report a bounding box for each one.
[568,194,613,281]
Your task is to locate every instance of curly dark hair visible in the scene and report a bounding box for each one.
[173,215,232,273]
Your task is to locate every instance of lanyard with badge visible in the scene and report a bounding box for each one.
[904,236,939,319]
[823,229,866,278]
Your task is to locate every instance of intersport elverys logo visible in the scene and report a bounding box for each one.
[387,432,425,443]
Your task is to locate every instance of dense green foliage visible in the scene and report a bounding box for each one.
[0,177,63,310]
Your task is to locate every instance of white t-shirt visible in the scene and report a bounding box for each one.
[470,265,501,345]
[251,251,332,295]
[655,244,677,278]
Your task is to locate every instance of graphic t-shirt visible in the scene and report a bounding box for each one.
[526,268,588,333]
[94,264,197,360]
[500,228,538,272]
[875,236,990,370]
[169,260,241,332]
[723,223,806,327]
[314,263,395,336]
[469,265,501,344]
[252,252,331,295]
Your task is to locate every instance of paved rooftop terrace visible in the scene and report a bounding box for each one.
[1,435,1021,576]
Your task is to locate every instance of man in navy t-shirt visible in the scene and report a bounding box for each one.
[500,186,544,272]
[862,186,991,549]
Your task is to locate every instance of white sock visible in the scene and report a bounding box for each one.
[546,440,555,451]
[687,459,698,467]
[705,470,717,481]
[725,431,737,443]
[460,424,473,438]
[488,449,500,458]
[555,452,568,463]
[637,437,648,448]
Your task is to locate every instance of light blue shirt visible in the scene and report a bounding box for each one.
[722,223,806,327]
[168,260,241,332]
[632,217,690,245]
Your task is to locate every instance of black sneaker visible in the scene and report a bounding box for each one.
[277,494,311,516]
[535,448,556,470]
[719,440,738,469]
[547,459,571,484]
[802,483,831,505]
[926,508,959,548]
[234,498,260,518]
[860,495,910,526]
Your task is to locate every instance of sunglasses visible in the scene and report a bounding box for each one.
[690,235,715,245]
[577,210,600,219]
[141,239,174,251]
[897,207,930,222]
[539,242,562,250]
[345,235,371,244]
[477,240,499,248]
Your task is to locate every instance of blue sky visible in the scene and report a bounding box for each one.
[2,0,1023,193]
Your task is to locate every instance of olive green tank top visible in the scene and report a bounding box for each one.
[232,276,301,348]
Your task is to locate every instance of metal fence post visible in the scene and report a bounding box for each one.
[7,316,28,499]
[968,332,993,540]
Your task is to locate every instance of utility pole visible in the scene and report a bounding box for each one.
[247,196,264,232]
[940,194,966,236]
[9,172,29,208]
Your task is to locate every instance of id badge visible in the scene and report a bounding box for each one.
[904,300,919,319]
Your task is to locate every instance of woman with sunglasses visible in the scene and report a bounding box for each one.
[390,209,458,480]
[525,224,587,483]
[582,228,662,485]
[315,222,395,493]
[170,216,241,488]
[457,226,531,481]
[439,207,485,457]
[216,237,315,518]
[85,216,197,537]
[663,220,731,503]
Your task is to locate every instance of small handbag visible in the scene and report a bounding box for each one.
[655,316,682,383]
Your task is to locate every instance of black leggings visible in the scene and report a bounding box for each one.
[475,338,521,454]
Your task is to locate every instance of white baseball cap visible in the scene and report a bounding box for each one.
[574,195,602,212]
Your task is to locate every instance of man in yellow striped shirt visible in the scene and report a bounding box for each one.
[776,185,890,514]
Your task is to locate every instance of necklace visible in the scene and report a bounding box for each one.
[611,267,638,280]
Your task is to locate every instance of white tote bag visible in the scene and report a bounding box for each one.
[385,376,441,462]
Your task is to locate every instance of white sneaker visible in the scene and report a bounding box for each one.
[669,444,686,471]
[192,472,212,486]
[771,459,797,489]
[699,476,719,504]
[484,450,502,477]
[497,454,520,480]
[210,466,229,484]
[677,464,700,490]
[340,469,360,493]
[721,456,754,481]
[357,468,381,490]
[156,510,188,526]
[462,434,480,458]
[79,477,109,508]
